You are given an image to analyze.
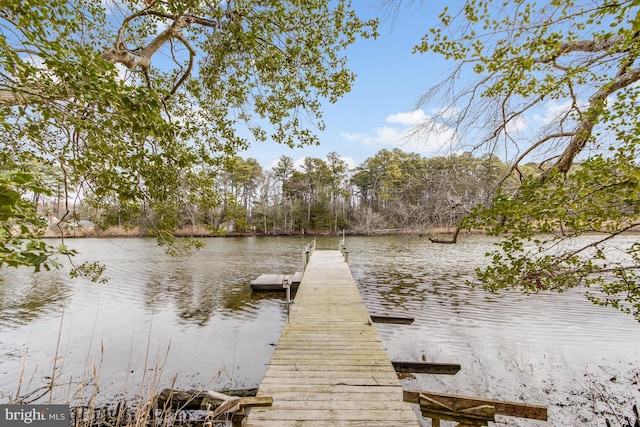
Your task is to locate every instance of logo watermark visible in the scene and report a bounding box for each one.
[0,405,68,427]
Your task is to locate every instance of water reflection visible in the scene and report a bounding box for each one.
[347,234,640,358]
[144,269,219,326]
[0,269,70,327]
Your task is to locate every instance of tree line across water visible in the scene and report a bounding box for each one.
[44,148,531,237]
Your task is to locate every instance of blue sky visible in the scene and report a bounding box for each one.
[239,2,453,170]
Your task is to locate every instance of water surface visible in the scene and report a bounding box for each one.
[1,235,638,426]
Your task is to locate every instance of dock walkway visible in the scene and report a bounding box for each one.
[246,250,420,426]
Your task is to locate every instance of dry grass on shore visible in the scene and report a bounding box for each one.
[4,314,240,427]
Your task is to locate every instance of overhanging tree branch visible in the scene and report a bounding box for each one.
[542,66,640,181]
[0,9,229,107]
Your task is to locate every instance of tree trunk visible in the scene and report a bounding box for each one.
[429,227,460,244]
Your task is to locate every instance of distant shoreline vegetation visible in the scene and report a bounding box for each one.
[36,150,640,244]
[39,150,512,240]
[42,224,640,239]
[43,224,465,238]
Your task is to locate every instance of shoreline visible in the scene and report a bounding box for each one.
[42,225,467,239]
[42,225,640,240]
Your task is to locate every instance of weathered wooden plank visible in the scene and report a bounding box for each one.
[266,359,390,367]
[392,361,461,375]
[270,351,387,358]
[249,409,419,421]
[370,314,415,324]
[272,337,382,343]
[259,376,400,387]
[278,330,379,337]
[279,330,378,337]
[247,421,415,427]
[403,390,547,421]
[155,388,259,410]
[255,384,404,394]
[265,364,397,373]
[282,321,373,327]
[271,402,416,411]
[278,335,376,340]
[262,369,397,378]
[290,271,304,283]
[273,342,384,348]
[259,391,404,402]
[250,273,303,292]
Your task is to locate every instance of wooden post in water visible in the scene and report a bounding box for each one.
[282,278,291,321]
[339,233,349,263]
[302,248,309,271]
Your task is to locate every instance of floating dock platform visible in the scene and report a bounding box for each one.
[250,272,304,292]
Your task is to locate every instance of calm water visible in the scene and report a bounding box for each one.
[1,235,639,426]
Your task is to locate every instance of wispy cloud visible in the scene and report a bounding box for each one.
[386,110,428,126]
[533,100,574,126]
[341,109,458,154]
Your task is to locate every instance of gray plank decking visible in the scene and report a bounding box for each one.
[245,250,421,427]
[250,272,303,291]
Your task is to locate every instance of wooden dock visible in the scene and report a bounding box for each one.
[245,250,421,426]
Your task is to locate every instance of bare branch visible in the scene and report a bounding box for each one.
[497,132,575,187]
[165,33,195,100]
[555,222,640,263]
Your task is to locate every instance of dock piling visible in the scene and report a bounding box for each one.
[283,277,291,321]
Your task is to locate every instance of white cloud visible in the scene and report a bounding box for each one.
[343,109,459,154]
[340,132,365,141]
[365,125,404,145]
[385,110,429,126]
[339,156,357,170]
[293,157,306,170]
[533,100,574,125]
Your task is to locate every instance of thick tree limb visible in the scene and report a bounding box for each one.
[535,36,626,64]
[102,15,191,71]
[0,85,74,107]
[0,10,227,107]
[166,33,195,99]
[541,66,640,181]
